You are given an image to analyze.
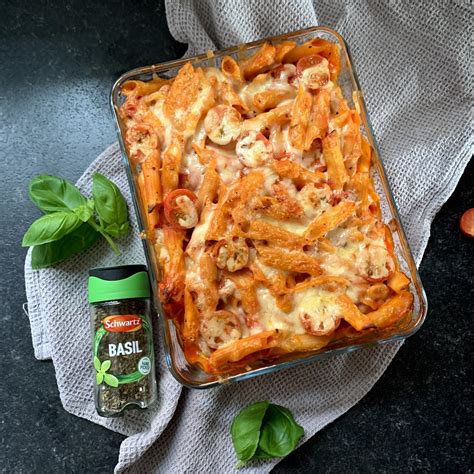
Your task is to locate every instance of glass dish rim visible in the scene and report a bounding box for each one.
[110,25,428,389]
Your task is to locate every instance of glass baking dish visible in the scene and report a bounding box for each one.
[110,26,428,388]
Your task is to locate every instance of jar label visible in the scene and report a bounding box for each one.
[93,314,153,387]
[103,314,142,332]
[138,356,152,375]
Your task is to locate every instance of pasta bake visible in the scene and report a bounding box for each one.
[119,37,414,375]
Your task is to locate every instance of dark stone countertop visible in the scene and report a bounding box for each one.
[1,1,472,472]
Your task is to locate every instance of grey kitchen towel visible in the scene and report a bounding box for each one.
[24,1,472,472]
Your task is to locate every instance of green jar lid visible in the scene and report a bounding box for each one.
[88,265,151,303]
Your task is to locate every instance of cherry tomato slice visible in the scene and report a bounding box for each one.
[213,237,249,272]
[299,306,341,336]
[164,189,200,229]
[356,244,395,283]
[236,131,273,168]
[125,123,159,162]
[204,105,243,145]
[296,54,330,90]
[200,310,242,350]
[460,208,474,238]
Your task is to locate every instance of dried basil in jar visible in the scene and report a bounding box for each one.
[88,265,157,417]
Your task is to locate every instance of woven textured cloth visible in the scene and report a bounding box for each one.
[24,1,472,472]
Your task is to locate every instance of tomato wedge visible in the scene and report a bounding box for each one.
[296,54,330,90]
[164,189,200,229]
[460,208,474,238]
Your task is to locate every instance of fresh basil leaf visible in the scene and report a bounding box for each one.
[103,374,119,388]
[73,203,93,222]
[96,372,104,384]
[22,212,82,247]
[29,175,87,213]
[31,223,99,269]
[103,222,120,237]
[93,356,101,372]
[101,360,111,372]
[230,401,269,464]
[252,447,275,460]
[257,404,304,458]
[104,221,130,238]
[118,221,130,235]
[92,173,128,226]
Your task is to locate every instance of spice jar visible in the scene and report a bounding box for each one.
[88,265,157,417]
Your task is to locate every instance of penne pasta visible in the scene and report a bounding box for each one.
[387,271,410,293]
[276,332,332,354]
[349,172,370,213]
[293,275,350,292]
[253,89,296,112]
[245,220,307,248]
[158,226,186,319]
[220,55,243,82]
[142,150,162,213]
[304,201,356,241]
[225,269,260,316]
[274,41,297,63]
[367,291,414,328]
[341,111,362,176]
[137,171,160,236]
[304,88,330,150]
[183,288,200,343]
[218,81,248,112]
[289,84,312,150]
[256,194,304,220]
[198,253,219,311]
[119,37,414,375]
[358,136,372,173]
[250,263,294,313]
[240,42,276,79]
[197,158,220,205]
[256,245,322,275]
[209,330,279,370]
[121,78,172,97]
[336,294,375,331]
[242,103,292,132]
[323,130,349,190]
[272,159,325,186]
[164,63,215,135]
[161,135,183,194]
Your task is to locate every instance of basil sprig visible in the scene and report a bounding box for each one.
[23,174,130,268]
[230,401,304,467]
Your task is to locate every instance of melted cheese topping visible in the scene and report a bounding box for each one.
[186,204,215,265]
[260,215,308,235]
[254,286,343,335]
[121,43,411,371]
